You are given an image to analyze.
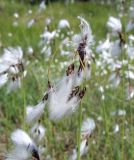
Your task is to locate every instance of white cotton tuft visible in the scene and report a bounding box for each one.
[129,6,134,18]
[118,109,126,116]
[7,129,40,160]
[13,13,19,18]
[74,72,84,86]
[7,77,21,93]
[26,101,46,124]
[2,47,23,66]
[56,75,74,100]
[110,40,121,57]
[0,63,9,74]
[58,19,70,29]
[38,0,46,13]
[5,147,30,160]
[113,124,119,133]
[11,129,33,147]
[127,46,134,59]
[126,85,134,100]
[77,16,93,44]
[125,70,134,79]
[27,46,33,55]
[79,139,89,156]
[40,30,56,42]
[107,16,122,34]
[48,72,86,121]
[26,105,33,115]
[60,50,71,56]
[126,21,134,32]
[48,90,59,120]
[9,66,19,74]
[72,34,81,44]
[63,96,80,115]
[45,18,51,25]
[7,147,30,160]
[74,66,91,86]
[27,19,35,28]
[30,123,46,143]
[48,74,76,120]
[69,139,89,160]
[96,37,111,53]
[81,118,96,137]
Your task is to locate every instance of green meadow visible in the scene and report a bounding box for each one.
[0,0,134,160]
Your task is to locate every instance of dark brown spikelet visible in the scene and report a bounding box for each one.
[77,41,87,72]
[12,75,18,82]
[118,32,126,46]
[86,139,88,146]
[42,93,48,101]
[48,80,52,89]
[42,80,53,101]
[78,87,86,99]
[66,63,75,76]
[17,62,24,72]
[68,86,80,101]
[32,148,40,160]
[38,129,41,135]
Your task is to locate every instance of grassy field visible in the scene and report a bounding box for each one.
[0,0,134,160]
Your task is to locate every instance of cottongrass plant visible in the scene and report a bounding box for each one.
[0,46,26,93]
[5,16,95,160]
[69,118,95,160]
[26,16,94,122]
[5,129,40,160]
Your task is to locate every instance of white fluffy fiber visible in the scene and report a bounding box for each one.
[26,101,46,124]
[107,16,122,34]
[5,147,30,160]
[11,129,34,147]
[48,74,74,120]
[2,47,23,66]
[30,123,46,143]
[77,16,93,45]
[81,118,96,137]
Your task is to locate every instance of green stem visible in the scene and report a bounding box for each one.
[77,102,82,160]
[121,45,125,160]
[21,76,26,129]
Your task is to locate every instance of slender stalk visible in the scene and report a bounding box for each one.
[21,76,26,129]
[77,101,82,160]
[120,42,125,160]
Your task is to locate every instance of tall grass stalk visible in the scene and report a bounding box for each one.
[120,45,126,160]
[21,76,26,129]
[77,101,82,160]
